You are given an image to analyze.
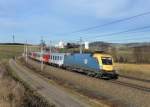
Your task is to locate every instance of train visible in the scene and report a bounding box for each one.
[29,51,118,79]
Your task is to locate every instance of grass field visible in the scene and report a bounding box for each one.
[0,45,41,60]
[0,45,52,107]
[0,45,24,60]
[115,63,150,80]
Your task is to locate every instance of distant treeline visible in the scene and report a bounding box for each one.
[0,43,33,46]
[111,46,150,64]
[0,43,24,45]
[89,42,150,64]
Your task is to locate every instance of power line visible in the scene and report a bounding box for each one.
[83,25,150,40]
[102,35,150,43]
[88,30,150,43]
[60,11,150,35]
[91,29,150,40]
[67,28,150,42]
[65,25,150,43]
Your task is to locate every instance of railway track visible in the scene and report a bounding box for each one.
[62,68,150,92]
[58,69,150,92]
[19,58,150,107]
[65,67,150,92]
[67,71,150,92]
[40,67,150,92]
[111,74,150,92]
[45,70,150,92]
[110,79,150,92]
[119,74,150,83]
[21,58,150,93]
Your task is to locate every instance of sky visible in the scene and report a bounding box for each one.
[0,0,150,44]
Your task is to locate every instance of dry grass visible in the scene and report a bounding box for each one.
[24,58,150,107]
[0,63,25,107]
[0,45,24,60]
[0,79,25,107]
[0,45,54,107]
[114,63,150,79]
[0,62,53,107]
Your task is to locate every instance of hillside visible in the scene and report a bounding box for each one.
[89,41,150,48]
[89,41,150,63]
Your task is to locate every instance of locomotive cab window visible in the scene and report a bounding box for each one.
[101,57,113,65]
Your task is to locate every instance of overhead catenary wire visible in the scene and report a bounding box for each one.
[101,36,150,43]
[88,30,150,44]
[25,11,150,45]
[66,27,150,45]
[83,33,148,43]
[39,11,150,44]
[41,25,150,47]
[56,11,150,44]
[82,25,150,40]
[60,11,150,35]
[95,28,150,39]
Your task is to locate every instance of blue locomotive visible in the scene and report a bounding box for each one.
[63,52,118,79]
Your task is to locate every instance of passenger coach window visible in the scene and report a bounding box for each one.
[101,57,112,65]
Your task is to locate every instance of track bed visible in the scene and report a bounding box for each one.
[21,58,150,107]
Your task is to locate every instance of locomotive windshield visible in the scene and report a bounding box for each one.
[101,57,113,65]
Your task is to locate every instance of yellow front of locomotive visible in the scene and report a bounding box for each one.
[93,53,118,79]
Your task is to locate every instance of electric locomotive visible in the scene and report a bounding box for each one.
[63,52,118,79]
